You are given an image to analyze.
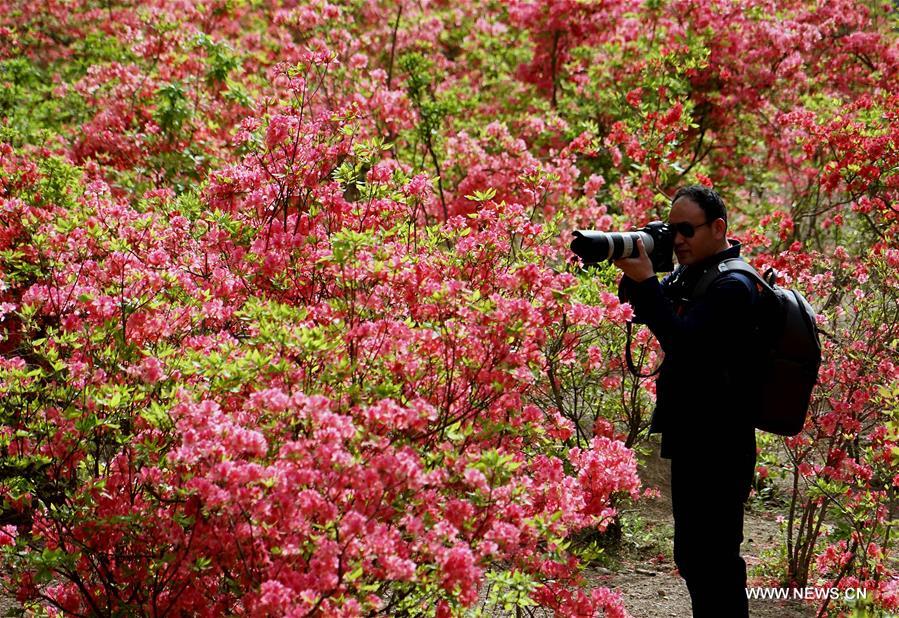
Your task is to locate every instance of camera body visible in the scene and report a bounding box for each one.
[570,221,675,273]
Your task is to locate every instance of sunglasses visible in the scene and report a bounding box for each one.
[669,220,711,238]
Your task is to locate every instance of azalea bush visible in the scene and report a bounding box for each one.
[0,0,897,616]
[0,51,641,617]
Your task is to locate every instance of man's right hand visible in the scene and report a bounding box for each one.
[613,237,655,283]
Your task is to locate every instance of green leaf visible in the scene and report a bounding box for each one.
[465,187,497,203]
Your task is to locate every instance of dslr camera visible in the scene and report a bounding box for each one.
[570,221,674,273]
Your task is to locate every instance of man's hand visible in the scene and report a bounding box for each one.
[613,237,655,283]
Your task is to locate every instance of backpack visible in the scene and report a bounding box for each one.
[694,259,822,437]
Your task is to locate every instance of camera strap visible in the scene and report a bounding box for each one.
[625,320,662,378]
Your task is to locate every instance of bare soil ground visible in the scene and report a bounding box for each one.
[0,595,14,617]
[598,443,816,618]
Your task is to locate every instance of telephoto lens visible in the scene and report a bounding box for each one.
[570,221,674,273]
[570,230,657,263]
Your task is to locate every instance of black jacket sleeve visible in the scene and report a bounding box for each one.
[620,274,755,356]
[618,271,677,322]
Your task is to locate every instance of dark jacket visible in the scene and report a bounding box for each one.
[619,241,758,459]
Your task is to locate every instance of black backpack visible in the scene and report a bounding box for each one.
[694,259,822,436]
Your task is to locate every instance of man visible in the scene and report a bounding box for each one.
[614,185,758,617]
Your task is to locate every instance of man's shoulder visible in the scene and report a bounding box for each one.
[706,268,760,301]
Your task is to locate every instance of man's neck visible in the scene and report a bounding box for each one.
[687,241,741,273]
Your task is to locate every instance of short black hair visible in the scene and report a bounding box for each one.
[672,185,727,224]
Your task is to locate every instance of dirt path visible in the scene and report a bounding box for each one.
[0,594,14,616]
[597,445,816,618]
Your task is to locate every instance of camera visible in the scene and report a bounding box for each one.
[570,221,675,273]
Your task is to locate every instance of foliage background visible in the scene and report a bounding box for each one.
[0,0,897,616]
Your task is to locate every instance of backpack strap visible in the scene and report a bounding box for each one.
[692,258,775,299]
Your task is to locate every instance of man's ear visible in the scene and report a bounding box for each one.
[712,218,727,239]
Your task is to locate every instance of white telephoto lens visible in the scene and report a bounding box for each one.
[620,233,634,258]
[639,231,655,255]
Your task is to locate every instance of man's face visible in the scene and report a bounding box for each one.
[668,197,726,266]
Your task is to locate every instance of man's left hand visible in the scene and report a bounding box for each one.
[613,237,655,282]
